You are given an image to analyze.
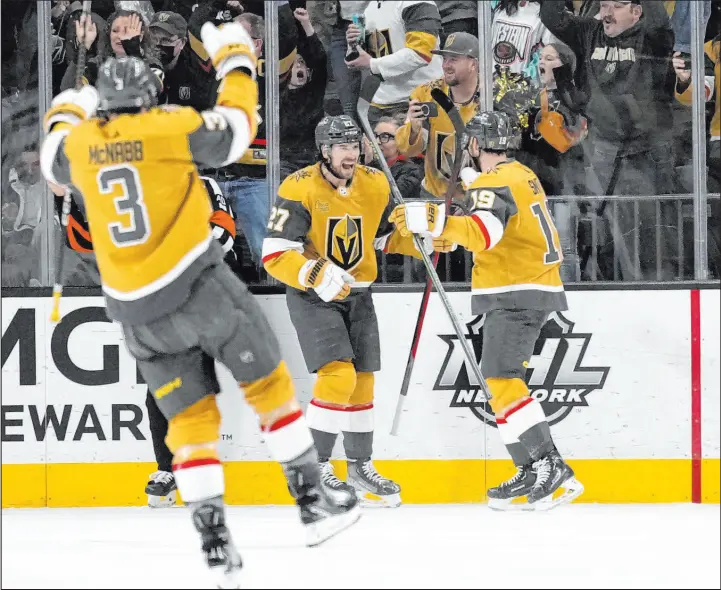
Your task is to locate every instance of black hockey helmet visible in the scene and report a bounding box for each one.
[462,111,519,152]
[96,56,158,113]
[315,115,363,151]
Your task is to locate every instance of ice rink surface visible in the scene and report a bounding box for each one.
[2,504,719,589]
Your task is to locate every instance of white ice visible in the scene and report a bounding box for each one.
[2,504,719,589]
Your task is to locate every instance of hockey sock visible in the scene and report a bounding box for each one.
[306,361,356,461]
[167,396,224,503]
[499,397,553,462]
[342,372,374,462]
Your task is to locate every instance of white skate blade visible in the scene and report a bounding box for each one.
[147,489,177,508]
[305,504,362,547]
[487,496,535,512]
[212,564,242,589]
[354,490,402,508]
[531,477,585,511]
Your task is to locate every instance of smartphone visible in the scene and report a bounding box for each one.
[417,101,439,118]
[680,52,692,70]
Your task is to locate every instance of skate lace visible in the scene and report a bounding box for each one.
[500,467,525,489]
[533,458,551,488]
[319,462,346,489]
[149,470,173,484]
[360,461,386,486]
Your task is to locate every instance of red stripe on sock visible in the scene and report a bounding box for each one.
[503,397,534,420]
[495,417,507,425]
[310,399,373,412]
[264,409,303,432]
[173,457,221,471]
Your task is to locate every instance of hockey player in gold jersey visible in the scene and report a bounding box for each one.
[262,115,427,508]
[389,111,584,510]
[40,24,359,587]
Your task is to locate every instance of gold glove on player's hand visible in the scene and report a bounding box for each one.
[43,86,99,133]
[432,237,457,253]
[200,21,258,80]
[299,258,355,302]
[388,201,446,238]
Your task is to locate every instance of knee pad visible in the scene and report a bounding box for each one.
[166,394,221,457]
[349,372,374,406]
[242,361,295,415]
[313,360,356,406]
[487,377,529,416]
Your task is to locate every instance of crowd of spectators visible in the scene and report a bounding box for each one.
[2,0,720,287]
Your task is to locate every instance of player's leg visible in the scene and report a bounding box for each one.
[204,266,360,545]
[125,327,241,589]
[285,289,358,495]
[144,388,176,507]
[344,290,401,507]
[483,309,583,510]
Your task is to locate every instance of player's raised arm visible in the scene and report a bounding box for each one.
[40,85,100,188]
[388,112,518,254]
[186,22,260,169]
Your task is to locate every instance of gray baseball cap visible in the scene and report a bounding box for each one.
[432,32,479,59]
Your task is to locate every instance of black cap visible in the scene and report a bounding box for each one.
[149,11,187,39]
[431,32,479,59]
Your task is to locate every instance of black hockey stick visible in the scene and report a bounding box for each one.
[390,88,466,436]
[51,0,92,323]
[357,76,492,416]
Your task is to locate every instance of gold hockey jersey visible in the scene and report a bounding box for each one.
[440,159,568,314]
[42,71,259,325]
[262,163,419,289]
[395,78,478,198]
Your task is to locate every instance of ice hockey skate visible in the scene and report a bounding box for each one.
[347,459,402,508]
[319,461,355,494]
[527,450,584,510]
[486,464,537,511]
[287,460,362,547]
[145,471,177,508]
[191,501,243,589]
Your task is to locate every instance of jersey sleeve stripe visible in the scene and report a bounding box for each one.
[261,237,304,263]
[213,106,253,166]
[471,210,504,250]
[40,130,69,186]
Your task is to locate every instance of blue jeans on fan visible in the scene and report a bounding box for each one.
[215,176,270,266]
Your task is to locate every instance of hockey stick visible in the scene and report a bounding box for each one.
[390,88,466,436]
[50,0,92,323]
[357,75,492,410]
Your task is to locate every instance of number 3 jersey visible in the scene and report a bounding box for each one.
[441,159,568,314]
[262,163,419,290]
[41,71,259,325]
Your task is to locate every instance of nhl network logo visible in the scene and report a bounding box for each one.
[433,312,610,426]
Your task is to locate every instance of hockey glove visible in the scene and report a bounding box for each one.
[200,21,257,80]
[432,237,458,253]
[299,258,355,302]
[388,201,446,238]
[43,86,99,133]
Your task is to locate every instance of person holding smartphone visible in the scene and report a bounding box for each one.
[396,32,480,200]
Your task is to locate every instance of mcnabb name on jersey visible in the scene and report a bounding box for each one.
[433,313,610,426]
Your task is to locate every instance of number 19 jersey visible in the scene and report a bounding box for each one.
[443,160,567,314]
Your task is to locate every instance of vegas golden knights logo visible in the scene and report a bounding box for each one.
[326,215,363,270]
[368,29,392,58]
[435,132,456,180]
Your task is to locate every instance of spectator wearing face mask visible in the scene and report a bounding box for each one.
[280,8,329,179]
[149,11,199,109]
[62,9,163,97]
